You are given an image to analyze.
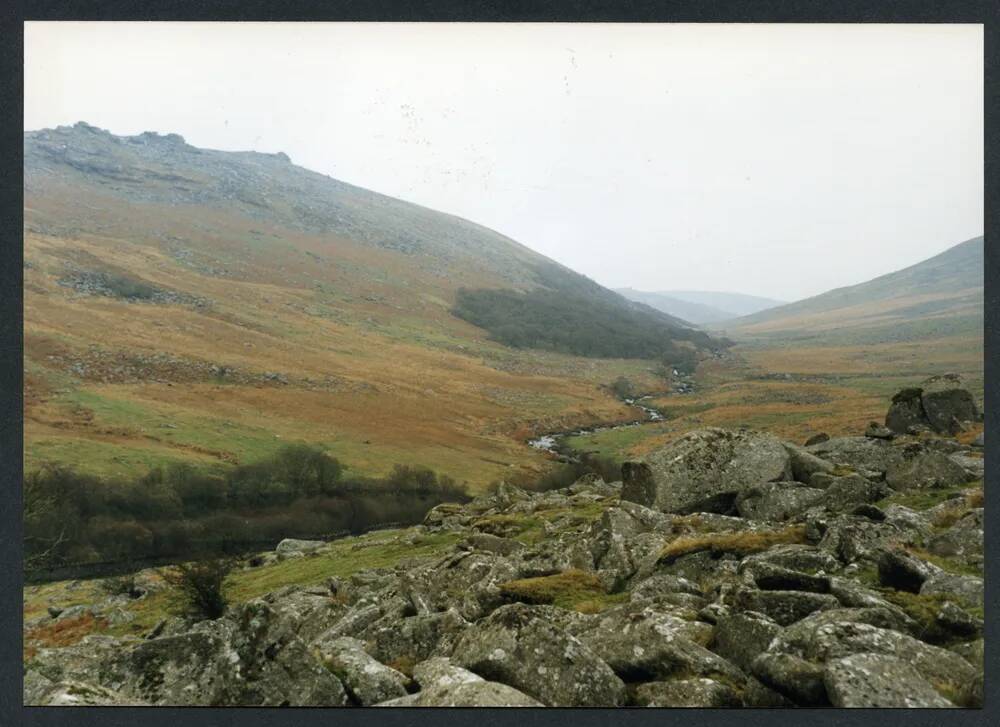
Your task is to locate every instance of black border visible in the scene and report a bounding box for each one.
[3,2,997,727]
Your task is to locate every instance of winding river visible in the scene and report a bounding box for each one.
[528,395,665,461]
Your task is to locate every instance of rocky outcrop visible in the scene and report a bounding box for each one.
[885,375,980,435]
[621,428,792,514]
[25,417,985,709]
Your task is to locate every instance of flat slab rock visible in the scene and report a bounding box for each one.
[823,653,953,708]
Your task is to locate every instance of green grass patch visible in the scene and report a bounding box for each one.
[94,528,464,639]
[470,499,611,545]
[25,436,208,479]
[58,389,297,466]
[563,424,667,460]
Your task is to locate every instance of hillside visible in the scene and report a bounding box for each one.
[23,122,723,487]
[720,237,983,344]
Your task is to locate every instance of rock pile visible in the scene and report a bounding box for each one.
[24,388,985,708]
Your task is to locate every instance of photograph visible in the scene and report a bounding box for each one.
[20,20,985,709]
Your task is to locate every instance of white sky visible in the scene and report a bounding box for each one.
[25,22,983,301]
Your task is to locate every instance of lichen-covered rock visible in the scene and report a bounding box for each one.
[768,607,917,655]
[949,453,984,479]
[823,653,953,707]
[876,548,938,592]
[935,601,983,638]
[113,601,348,706]
[621,428,792,514]
[274,538,324,554]
[630,574,702,601]
[450,603,625,706]
[731,587,840,626]
[364,608,469,664]
[743,675,795,707]
[463,533,526,556]
[735,482,824,522]
[821,475,891,511]
[319,636,409,706]
[949,638,984,671]
[569,602,727,682]
[780,620,977,690]
[920,374,979,434]
[926,508,983,560]
[314,594,410,643]
[254,584,348,644]
[380,679,543,707]
[741,545,840,575]
[884,445,974,490]
[920,572,983,607]
[783,443,835,482]
[863,422,895,440]
[28,679,144,706]
[805,437,902,476]
[885,388,928,435]
[711,609,783,672]
[632,677,741,707]
[739,561,831,594]
[817,517,905,564]
[411,657,483,689]
[750,652,829,706]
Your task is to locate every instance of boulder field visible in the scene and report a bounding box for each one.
[24,387,984,708]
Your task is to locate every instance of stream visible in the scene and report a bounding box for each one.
[528,395,665,461]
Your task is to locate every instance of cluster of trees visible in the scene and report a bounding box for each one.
[452,263,720,361]
[24,444,469,569]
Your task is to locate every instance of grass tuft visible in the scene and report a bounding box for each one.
[658,526,808,564]
[499,569,626,612]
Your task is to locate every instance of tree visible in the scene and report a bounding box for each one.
[161,557,236,620]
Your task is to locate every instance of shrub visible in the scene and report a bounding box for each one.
[161,557,236,620]
[610,376,635,399]
[100,272,159,300]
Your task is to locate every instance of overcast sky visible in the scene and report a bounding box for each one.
[25,22,983,301]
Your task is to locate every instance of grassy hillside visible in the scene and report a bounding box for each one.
[719,237,983,343]
[24,123,721,488]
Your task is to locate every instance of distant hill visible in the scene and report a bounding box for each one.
[661,290,786,317]
[615,288,733,325]
[615,288,784,324]
[721,237,984,344]
[23,122,722,485]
